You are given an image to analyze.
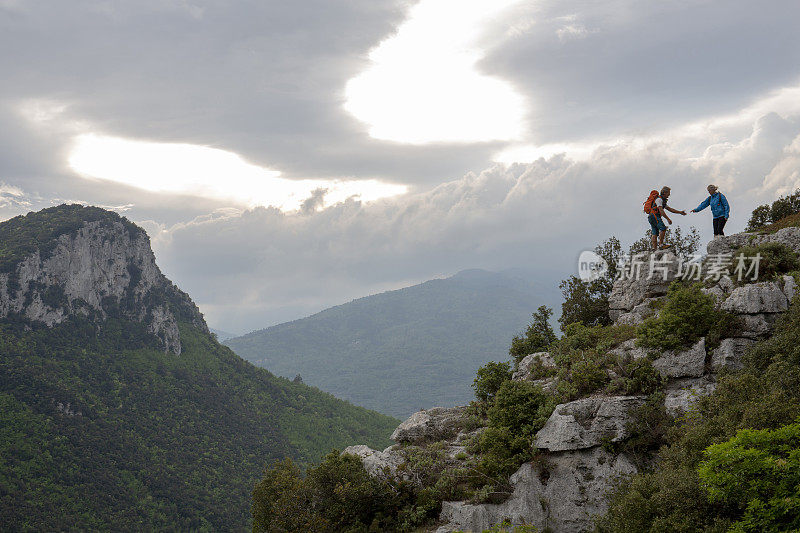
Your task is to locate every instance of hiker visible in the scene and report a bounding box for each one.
[691,184,730,238]
[644,186,687,251]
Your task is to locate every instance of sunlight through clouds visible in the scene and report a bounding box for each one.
[344,0,527,144]
[68,134,407,211]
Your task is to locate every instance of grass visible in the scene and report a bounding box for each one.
[755,211,800,234]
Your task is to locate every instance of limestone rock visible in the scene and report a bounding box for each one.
[701,285,726,303]
[534,396,646,452]
[737,313,779,339]
[342,445,405,481]
[652,338,706,379]
[711,338,756,370]
[512,352,556,382]
[608,339,647,361]
[391,406,470,444]
[0,218,207,353]
[721,282,788,314]
[707,227,800,257]
[437,448,637,533]
[616,311,644,326]
[664,378,716,416]
[783,275,797,301]
[609,251,679,318]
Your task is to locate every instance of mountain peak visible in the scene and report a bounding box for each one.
[0,204,206,353]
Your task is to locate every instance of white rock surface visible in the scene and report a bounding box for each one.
[512,352,556,382]
[609,251,679,319]
[0,219,207,353]
[652,338,707,379]
[391,406,470,444]
[534,396,646,452]
[721,282,788,314]
[436,448,637,533]
[608,339,647,360]
[664,378,717,416]
[710,338,756,370]
[342,445,405,481]
[707,227,800,256]
[737,313,779,339]
[782,275,797,301]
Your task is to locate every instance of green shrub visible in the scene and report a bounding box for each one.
[698,421,800,533]
[605,358,664,397]
[473,361,512,404]
[636,283,720,351]
[746,188,800,231]
[509,306,557,366]
[472,381,556,481]
[559,237,624,329]
[734,242,799,282]
[597,293,800,532]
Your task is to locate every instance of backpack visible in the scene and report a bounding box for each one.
[643,190,660,214]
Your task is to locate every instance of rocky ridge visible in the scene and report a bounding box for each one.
[344,227,800,532]
[0,206,207,354]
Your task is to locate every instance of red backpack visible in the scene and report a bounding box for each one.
[643,190,659,214]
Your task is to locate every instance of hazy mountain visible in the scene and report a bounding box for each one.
[210,327,239,342]
[225,268,561,418]
[0,205,397,531]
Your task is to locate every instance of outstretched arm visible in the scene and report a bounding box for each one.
[692,196,711,213]
[665,206,687,215]
[658,206,672,224]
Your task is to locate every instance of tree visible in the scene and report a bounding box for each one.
[629,226,701,257]
[559,237,624,329]
[509,306,556,365]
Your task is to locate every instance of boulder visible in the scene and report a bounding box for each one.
[609,251,679,318]
[737,313,779,339]
[512,352,556,382]
[701,285,726,303]
[707,227,800,258]
[391,406,470,444]
[652,338,707,379]
[436,448,637,533]
[616,311,645,326]
[608,339,647,360]
[783,275,797,301]
[664,378,717,416]
[710,338,756,370]
[342,445,405,481]
[534,396,646,452]
[721,282,788,314]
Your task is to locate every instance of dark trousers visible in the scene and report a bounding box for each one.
[713,216,727,236]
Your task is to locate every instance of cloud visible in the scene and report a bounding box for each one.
[149,95,800,332]
[343,0,527,144]
[0,183,31,209]
[68,133,407,211]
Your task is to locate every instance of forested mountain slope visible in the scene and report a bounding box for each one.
[0,205,397,531]
[226,269,559,418]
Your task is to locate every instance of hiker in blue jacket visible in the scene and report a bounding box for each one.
[692,184,730,238]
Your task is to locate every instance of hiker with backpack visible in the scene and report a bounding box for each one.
[644,186,687,251]
[691,184,730,238]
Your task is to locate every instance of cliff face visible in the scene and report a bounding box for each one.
[345,227,800,533]
[0,206,207,354]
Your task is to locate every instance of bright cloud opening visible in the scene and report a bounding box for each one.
[344,0,527,144]
[68,134,407,211]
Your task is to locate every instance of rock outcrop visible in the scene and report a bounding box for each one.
[391,406,471,444]
[0,207,207,353]
[534,396,645,452]
[345,230,800,533]
[437,448,637,533]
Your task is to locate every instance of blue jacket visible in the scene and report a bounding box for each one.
[694,192,730,219]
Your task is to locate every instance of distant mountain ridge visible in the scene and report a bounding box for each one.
[226,268,560,418]
[0,205,397,530]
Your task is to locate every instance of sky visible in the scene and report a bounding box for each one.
[2,0,800,333]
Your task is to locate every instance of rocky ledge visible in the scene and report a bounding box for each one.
[345,228,800,532]
[0,206,207,353]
